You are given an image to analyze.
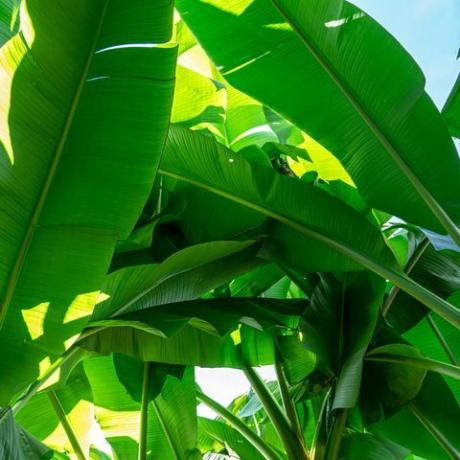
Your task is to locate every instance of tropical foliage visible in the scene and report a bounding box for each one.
[0,1,459,459]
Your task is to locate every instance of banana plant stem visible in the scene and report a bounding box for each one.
[244,365,309,460]
[324,409,348,460]
[382,237,430,317]
[275,361,305,447]
[138,362,151,460]
[48,391,86,460]
[196,391,283,460]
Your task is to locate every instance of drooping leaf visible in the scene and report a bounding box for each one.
[90,296,302,338]
[78,297,302,369]
[404,292,460,401]
[74,239,292,369]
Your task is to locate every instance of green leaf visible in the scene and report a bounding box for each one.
[0,0,19,46]
[403,290,460,400]
[403,314,460,402]
[361,341,427,420]
[225,85,279,152]
[198,417,266,460]
[0,407,52,459]
[172,65,225,129]
[161,126,396,273]
[387,243,460,334]
[78,296,302,368]
[90,296,302,337]
[339,433,410,460]
[370,373,460,460]
[0,0,176,404]
[92,240,259,320]
[74,240,288,368]
[276,334,316,385]
[443,73,460,138]
[113,355,183,404]
[230,264,285,297]
[176,0,460,242]
[159,126,460,330]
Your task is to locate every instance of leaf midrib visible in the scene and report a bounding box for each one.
[269,0,460,246]
[0,0,110,327]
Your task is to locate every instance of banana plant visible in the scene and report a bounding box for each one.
[0,1,460,460]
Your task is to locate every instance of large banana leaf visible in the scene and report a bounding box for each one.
[90,297,303,337]
[159,127,460,329]
[365,344,460,382]
[0,0,176,404]
[176,0,460,241]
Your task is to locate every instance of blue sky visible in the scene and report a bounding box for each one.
[353,0,460,108]
[197,1,460,415]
